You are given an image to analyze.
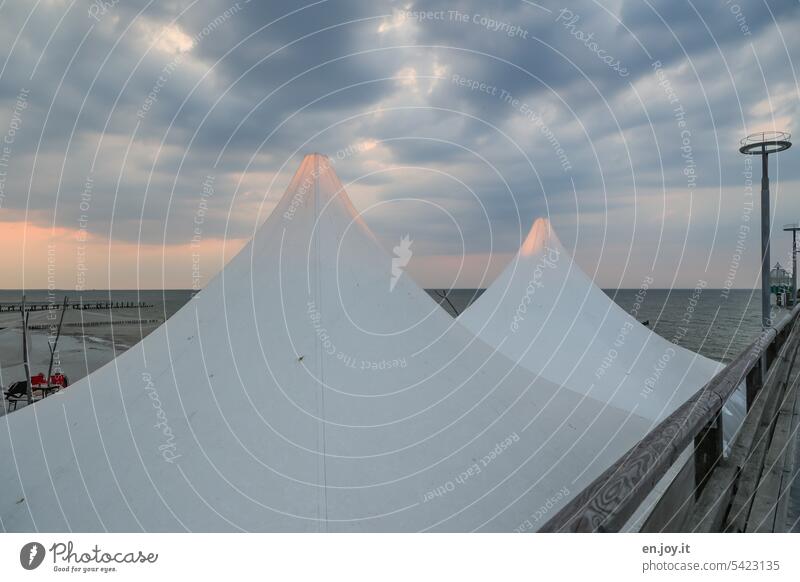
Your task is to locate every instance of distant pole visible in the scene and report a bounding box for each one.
[739,131,792,329]
[761,146,770,323]
[46,295,69,386]
[20,295,33,405]
[783,223,800,306]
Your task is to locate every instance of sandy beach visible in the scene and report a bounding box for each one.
[0,301,169,416]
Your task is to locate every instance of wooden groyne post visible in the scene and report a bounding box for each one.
[20,295,33,405]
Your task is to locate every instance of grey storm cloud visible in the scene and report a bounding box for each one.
[0,0,798,288]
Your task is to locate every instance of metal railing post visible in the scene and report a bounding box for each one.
[694,416,724,494]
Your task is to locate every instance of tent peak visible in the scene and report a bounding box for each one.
[274,149,378,243]
[521,217,564,257]
[302,152,330,162]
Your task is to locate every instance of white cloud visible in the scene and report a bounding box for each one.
[136,19,195,55]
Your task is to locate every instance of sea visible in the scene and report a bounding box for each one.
[0,288,767,363]
[0,289,194,320]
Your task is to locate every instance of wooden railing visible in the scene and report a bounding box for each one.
[541,304,800,532]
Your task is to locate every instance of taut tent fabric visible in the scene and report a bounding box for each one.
[458,218,745,446]
[0,156,649,532]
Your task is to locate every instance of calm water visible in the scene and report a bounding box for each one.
[604,288,766,364]
[0,289,194,321]
[2,288,767,363]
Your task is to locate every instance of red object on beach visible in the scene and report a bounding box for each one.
[30,373,46,387]
[49,374,68,387]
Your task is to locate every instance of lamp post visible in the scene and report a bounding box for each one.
[783,223,800,307]
[739,131,792,329]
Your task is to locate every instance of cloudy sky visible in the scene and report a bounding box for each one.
[0,0,798,290]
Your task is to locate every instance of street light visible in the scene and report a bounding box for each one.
[783,223,800,307]
[739,131,792,329]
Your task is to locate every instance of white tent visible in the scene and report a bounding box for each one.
[0,155,649,532]
[458,218,745,446]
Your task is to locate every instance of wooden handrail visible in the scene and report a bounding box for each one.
[540,304,800,532]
